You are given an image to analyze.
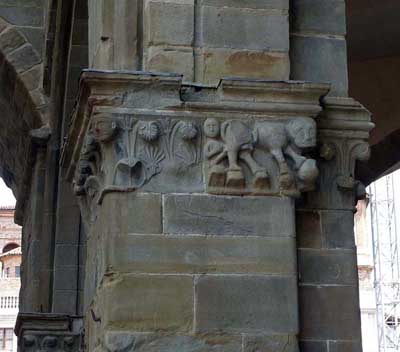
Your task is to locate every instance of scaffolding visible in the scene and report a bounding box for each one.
[369,170,400,351]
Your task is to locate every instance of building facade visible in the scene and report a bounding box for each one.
[0,1,398,351]
[0,208,21,352]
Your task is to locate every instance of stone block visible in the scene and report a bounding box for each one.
[299,340,327,352]
[328,340,362,352]
[55,204,81,244]
[0,6,44,27]
[20,64,42,90]
[18,27,44,56]
[164,194,295,237]
[299,286,362,340]
[296,210,322,249]
[146,46,194,82]
[145,0,194,46]
[101,274,193,332]
[100,192,162,235]
[200,6,288,51]
[7,44,41,73]
[321,210,355,249]
[0,0,44,7]
[0,27,26,54]
[104,332,242,352]
[0,17,8,33]
[52,290,77,315]
[195,275,298,334]
[243,334,298,352]
[69,45,88,67]
[291,0,346,35]
[53,267,78,291]
[298,249,358,285]
[200,0,289,10]
[54,244,78,268]
[107,234,296,275]
[196,48,290,84]
[290,35,348,96]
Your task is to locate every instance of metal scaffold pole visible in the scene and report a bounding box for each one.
[369,170,400,351]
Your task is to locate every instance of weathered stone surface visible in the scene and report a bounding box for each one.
[107,234,296,275]
[299,340,327,352]
[196,48,290,84]
[298,249,358,285]
[0,27,25,54]
[328,340,362,352]
[100,193,162,235]
[290,35,348,96]
[200,6,288,51]
[243,334,298,352]
[53,267,78,291]
[101,274,193,332]
[299,286,362,340]
[291,0,346,35]
[54,244,78,268]
[321,210,355,249]
[0,6,44,26]
[7,44,41,73]
[195,275,298,334]
[0,17,8,33]
[146,47,194,81]
[164,194,295,237]
[145,0,194,46]
[200,0,289,10]
[104,332,242,352]
[20,64,42,90]
[296,210,322,249]
[18,26,44,56]
[52,290,78,315]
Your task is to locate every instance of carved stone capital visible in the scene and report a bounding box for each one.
[61,71,329,224]
[15,314,83,352]
[307,97,374,209]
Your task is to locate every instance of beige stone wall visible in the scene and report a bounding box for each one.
[88,0,290,83]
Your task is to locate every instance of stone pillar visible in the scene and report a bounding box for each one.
[297,97,374,352]
[61,71,329,351]
[88,0,141,70]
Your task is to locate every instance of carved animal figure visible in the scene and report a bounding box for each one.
[253,118,318,189]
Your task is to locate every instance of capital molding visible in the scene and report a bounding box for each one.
[15,313,83,352]
[306,96,374,209]
[61,71,330,223]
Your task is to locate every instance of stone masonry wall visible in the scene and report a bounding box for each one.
[88,0,290,84]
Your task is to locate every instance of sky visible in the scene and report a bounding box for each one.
[0,178,16,206]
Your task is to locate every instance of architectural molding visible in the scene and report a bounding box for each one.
[15,314,83,352]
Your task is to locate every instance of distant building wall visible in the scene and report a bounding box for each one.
[0,208,21,352]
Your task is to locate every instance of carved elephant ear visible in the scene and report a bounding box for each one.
[114,158,146,188]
